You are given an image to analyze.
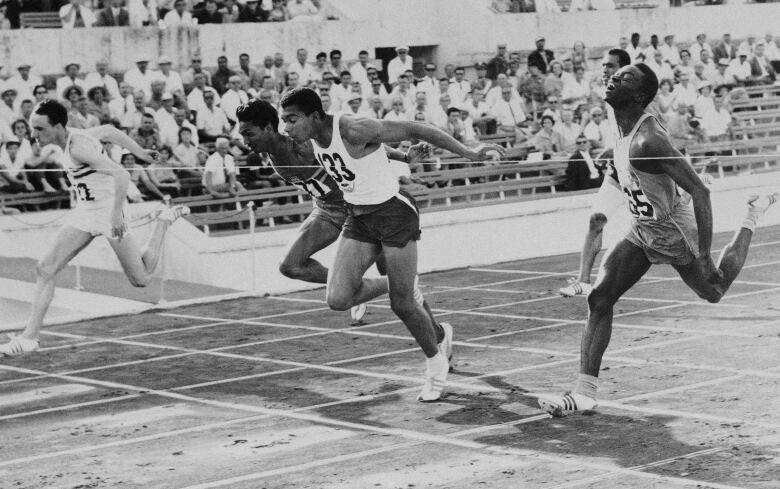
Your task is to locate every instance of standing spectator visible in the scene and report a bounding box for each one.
[238,0,266,22]
[528,36,554,74]
[582,106,611,149]
[130,113,163,149]
[194,0,222,24]
[749,40,776,84]
[387,45,413,86]
[56,63,87,99]
[659,34,680,67]
[486,43,509,81]
[211,55,236,95]
[59,0,96,28]
[689,33,713,64]
[128,0,158,27]
[713,33,737,63]
[86,86,112,124]
[84,60,121,101]
[221,75,248,123]
[1,1,15,30]
[202,137,244,197]
[287,0,318,19]
[109,81,136,129]
[156,56,184,95]
[565,136,602,191]
[95,0,129,26]
[124,57,157,100]
[220,0,240,22]
[196,89,230,142]
[163,0,193,26]
[311,51,329,81]
[266,0,290,21]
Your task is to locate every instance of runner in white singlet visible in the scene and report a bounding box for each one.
[539,64,778,417]
[0,100,190,356]
[280,87,504,402]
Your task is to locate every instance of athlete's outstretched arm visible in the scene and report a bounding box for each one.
[343,119,504,161]
[87,125,157,165]
[69,134,131,239]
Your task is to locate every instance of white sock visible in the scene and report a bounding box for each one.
[574,373,599,400]
[425,352,447,377]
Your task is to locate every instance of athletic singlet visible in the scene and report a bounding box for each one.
[265,141,344,205]
[311,112,398,205]
[614,113,684,221]
[62,129,115,207]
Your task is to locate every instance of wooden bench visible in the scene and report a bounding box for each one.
[0,191,71,213]
[686,137,780,177]
[19,12,62,29]
[730,95,780,112]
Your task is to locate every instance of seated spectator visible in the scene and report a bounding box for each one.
[463,90,495,135]
[749,40,776,85]
[0,137,33,193]
[155,93,179,147]
[381,97,407,122]
[121,151,167,200]
[238,0,266,22]
[5,64,41,108]
[130,113,163,150]
[219,0,241,22]
[109,82,137,129]
[0,88,17,134]
[556,108,582,154]
[427,93,451,130]
[128,0,158,27]
[565,136,602,191]
[701,94,733,142]
[95,0,129,26]
[173,108,199,145]
[665,103,701,145]
[59,0,97,28]
[367,77,390,108]
[163,0,194,26]
[345,94,369,117]
[194,0,221,23]
[86,87,112,124]
[148,146,182,196]
[146,80,168,111]
[570,41,589,70]
[234,53,258,91]
[173,126,203,175]
[491,84,528,143]
[197,89,230,142]
[84,60,121,102]
[320,93,332,113]
[673,70,698,110]
[125,90,154,129]
[710,58,730,88]
[561,65,590,110]
[211,56,236,95]
[726,48,751,86]
[18,99,35,127]
[366,95,385,120]
[56,63,87,101]
[157,56,185,96]
[202,137,245,198]
[582,106,611,149]
[676,50,696,79]
[649,78,675,121]
[222,75,249,123]
[444,107,477,146]
[646,50,674,83]
[288,0,318,20]
[61,85,84,111]
[266,0,290,21]
[693,81,715,118]
[544,60,566,97]
[541,95,562,123]
[9,119,33,170]
[32,85,49,107]
[182,56,213,90]
[125,57,157,101]
[527,115,565,157]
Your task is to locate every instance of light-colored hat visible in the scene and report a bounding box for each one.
[228,75,242,83]
[17,63,31,69]
[161,92,174,101]
[158,55,172,65]
[395,45,410,52]
[697,80,713,91]
[535,35,545,43]
[136,56,150,63]
[718,58,730,66]
[738,46,750,57]
[347,93,362,103]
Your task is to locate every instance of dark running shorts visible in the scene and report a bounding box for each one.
[309,197,348,230]
[342,191,421,248]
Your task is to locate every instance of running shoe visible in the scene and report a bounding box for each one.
[747,193,779,216]
[537,391,597,417]
[558,278,592,298]
[0,334,40,356]
[439,322,453,366]
[417,355,449,403]
[350,303,367,322]
[157,205,191,222]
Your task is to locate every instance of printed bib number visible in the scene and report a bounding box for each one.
[316,152,355,184]
[295,178,333,198]
[75,183,95,202]
[623,187,654,218]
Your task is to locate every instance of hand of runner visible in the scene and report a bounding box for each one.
[468,143,506,162]
[407,142,432,163]
[110,210,126,239]
[139,150,160,165]
[698,255,723,284]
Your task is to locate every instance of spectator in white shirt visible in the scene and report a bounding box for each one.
[366,77,390,107]
[387,45,413,86]
[561,65,590,110]
[59,0,97,28]
[427,93,451,130]
[84,60,120,102]
[659,34,681,67]
[738,35,757,57]
[689,34,713,64]
[329,71,353,112]
[726,49,751,86]
[287,48,314,85]
[626,33,643,63]
[186,72,218,116]
[125,90,155,130]
[387,75,416,112]
[5,64,41,108]
[582,106,612,149]
[556,108,583,154]
[383,97,407,121]
[674,70,698,110]
[418,62,438,99]
[197,89,230,142]
[287,0,318,19]
[676,50,696,79]
[763,34,780,62]
[406,91,428,121]
[428,78,457,109]
[221,75,249,124]
[463,90,494,135]
[646,50,674,82]
[109,81,136,129]
[450,66,471,105]
[202,137,244,197]
[128,0,158,27]
[365,96,385,120]
[56,63,87,100]
[311,52,329,82]
[491,85,527,138]
[156,56,184,95]
[701,94,733,142]
[163,0,193,26]
[350,50,374,89]
[444,107,477,146]
[155,93,180,148]
[182,55,212,89]
[125,57,157,101]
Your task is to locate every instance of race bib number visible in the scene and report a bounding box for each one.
[294,178,333,198]
[75,183,95,202]
[623,187,654,218]
[316,152,356,192]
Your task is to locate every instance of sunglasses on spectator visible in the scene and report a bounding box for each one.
[548,99,559,103]
[576,140,588,144]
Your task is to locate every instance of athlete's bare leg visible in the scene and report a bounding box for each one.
[108,219,172,287]
[578,212,608,283]
[20,226,94,340]
[279,214,342,283]
[326,237,392,310]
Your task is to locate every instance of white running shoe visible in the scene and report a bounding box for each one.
[413,275,424,306]
[537,391,597,417]
[350,303,367,322]
[0,334,40,356]
[747,193,779,215]
[558,278,593,298]
[439,322,453,365]
[417,354,449,402]
[157,205,191,223]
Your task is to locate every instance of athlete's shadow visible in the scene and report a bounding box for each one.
[434,371,707,469]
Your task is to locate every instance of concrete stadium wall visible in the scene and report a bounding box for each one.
[1,3,778,76]
[2,173,779,296]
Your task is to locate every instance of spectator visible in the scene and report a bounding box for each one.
[387,45,413,86]
[0,137,33,193]
[565,136,602,191]
[726,48,751,86]
[59,0,96,28]
[221,75,248,123]
[320,93,332,113]
[582,106,611,149]
[713,33,737,62]
[528,114,564,157]
[0,2,11,30]
[60,85,83,111]
[650,78,676,121]
[124,57,157,100]
[287,48,313,85]
[220,0,240,22]
[148,146,182,196]
[463,90,494,135]
[561,65,590,110]
[311,51,329,81]
[517,62,547,116]
[626,33,642,63]
[238,0,266,22]
[405,91,427,121]
[328,49,346,76]
[121,151,167,200]
[557,107,582,154]
[689,33,713,64]
[659,34,680,67]
[55,63,87,100]
[350,50,374,89]
[427,93,451,130]
[710,58,730,88]
[570,41,588,70]
[173,108,198,145]
[182,55,212,89]
[665,103,698,144]
[693,80,715,117]
[84,60,121,101]
[699,50,718,81]
[676,50,695,79]
[764,34,780,63]
[417,62,438,100]
[701,94,733,142]
[271,52,288,90]
[25,141,67,193]
[470,63,492,94]
[287,0,318,19]
[66,95,100,129]
[544,60,565,98]
[367,77,390,107]
[109,81,136,129]
[330,70,353,111]
[387,75,415,113]
[749,40,776,84]
[202,137,244,197]
[443,107,477,146]
[450,66,471,105]
[485,73,514,107]
[674,70,698,109]
[126,90,154,129]
[366,95,385,119]
[17,99,34,127]
[266,0,290,21]
[211,55,236,95]
[146,79,168,111]
[155,93,179,147]
[163,0,193,26]
[95,0,129,26]
[344,94,368,117]
[486,43,509,81]
[646,50,674,82]
[644,34,660,59]
[491,84,528,144]
[9,119,32,170]
[86,86,112,124]
[156,56,185,95]
[528,36,554,74]
[196,89,230,142]
[739,35,757,57]
[130,113,162,149]
[194,0,222,24]
[173,126,202,174]
[32,85,49,106]
[128,0,158,27]
[5,64,40,107]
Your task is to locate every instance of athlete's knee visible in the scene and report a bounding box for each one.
[126,272,151,288]
[697,287,723,303]
[587,287,617,315]
[326,289,353,311]
[35,260,59,282]
[278,260,302,280]
[589,213,608,232]
[389,294,417,319]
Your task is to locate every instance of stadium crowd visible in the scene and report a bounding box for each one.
[0,29,778,202]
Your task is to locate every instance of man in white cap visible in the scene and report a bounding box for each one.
[85,60,121,101]
[124,56,158,101]
[56,63,87,100]
[387,45,413,87]
[659,34,680,67]
[5,63,41,108]
[155,55,184,95]
[155,92,179,147]
[726,47,752,86]
[710,58,731,87]
[220,75,248,124]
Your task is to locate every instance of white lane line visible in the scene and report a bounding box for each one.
[468,268,573,275]
[0,394,141,421]
[0,383,94,407]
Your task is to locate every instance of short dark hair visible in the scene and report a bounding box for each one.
[142,112,155,120]
[634,63,659,108]
[358,50,368,56]
[438,77,450,83]
[329,49,342,58]
[316,51,327,59]
[33,84,47,95]
[608,49,631,68]
[280,87,325,118]
[340,70,351,78]
[34,99,68,127]
[541,114,555,125]
[236,99,279,132]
